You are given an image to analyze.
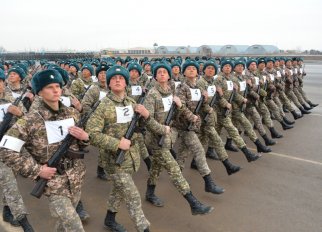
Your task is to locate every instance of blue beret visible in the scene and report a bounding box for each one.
[7,66,26,80]
[233,59,246,68]
[81,63,94,76]
[106,65,129,86]
[32,69,63,94]
[182,60,199,73]
[246,58,257,68]
[127,63,143,76]
[153,62,171,78]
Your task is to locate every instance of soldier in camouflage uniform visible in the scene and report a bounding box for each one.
[68,62,80,87]
[140,61,153,87]
[195,60,241,175]
[86,65,150,232]
[71,63,94,100]
[143,62,213,215]
[214,59,260,162]
[174,60,225,195]
[0,69,90,232]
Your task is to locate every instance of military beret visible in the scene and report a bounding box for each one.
[246,58,258,68]
[182,60,199,73]
[153,62,172,78]
[265,57,275,63]
[7,66,26,80]
[233,59,246,68]
[32,69,63,94]
[297,57,304,62]
[285,58,292,63]
[143,61,151,68]
[0,69,5,81]
[49,66,69,86]
[171,61,181,70]
[15,63,28,74]
[69,62,79,72]
[220,59,234,70]
[96,64,109,76]
[81,63,94,76]
[127,63,143,76]
[203,60,219,73]
[106,65,129,86]
[292,57,297,61]
[257,57,266,65]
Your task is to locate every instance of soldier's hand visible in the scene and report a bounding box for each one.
[192,115,199,122]
[233,83,238,90]
[71,96,82,112]
[118,137,131,150]
[173,96,182,108]
[216,86,223,96]
[25,92,34,102]
[68,126,89,141]
[7,105,23,117]
[135,104,149,119]
[246,79,252,86]
[165,126,171,134]
[202,91,208,102]
[243,98,248,103]
[226,103,232,110]
[39,164,56,180]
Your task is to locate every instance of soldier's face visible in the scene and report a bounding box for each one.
[172,66,180,75]
[199,64,204,72]
[109,75,126,92]
[274,61,280,67]
[184,66,197,78]
[286,61,291,67]
[204,66,216,77]
[222,64,232,74]
[129,69,140,79]
[39,83,62,102]
[69,66,77,73]
[8,72,21,83]
[0,80,5,93]
[249,62,257,71]
[82,69,91,78]
[292,61,297,66]
[144,64,151,72]
[258,63,265,70]
[98,71,106,84]
[266,61,273,69]
[156,68,169,83]
[234,64,244,74]
[64,64,70,71]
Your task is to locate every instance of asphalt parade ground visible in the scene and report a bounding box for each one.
[1,63,321,232]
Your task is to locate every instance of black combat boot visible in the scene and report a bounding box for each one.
[143,157,151,171]
[18,216,35,232]
[254,139,272,153]
[206,147,219,160]
[291,110,302,120]
[3,206,20,227]
[190,158,198,170]
[76,200,90,221]
[145,184,164,207]
[222,159,241,175]
[203,174,225,194]
[269,127,283,138]
[144,228,150,232]
[184,192,214,215]
[262,134,276,146]
[224,138,239,152]
[97,166,108,180]
[308,101,319,108]
[280,121,294,130]
[283,105,289,113]
[302,104,312,110]
[241,147,261,162]
[283,116,295,125]
[104,210,127,232]
[299,106,311,114]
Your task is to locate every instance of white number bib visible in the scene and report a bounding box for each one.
[239,81,246,92]
[84,84,89,89]
[213,75,218,80]
[226,81,233,91]
[0,103,11,121]
[294,69,298,74]
[282,70,285,75]
[147,75,152,80]
[116,106,134,123]
[45,118,75,144]
[60,96,71,107]
[207,86,216,97]
[11,92,21,99]
[190,88,201,101]
[91,76,98,82]
[131,86,142,96]
[300,68,303,74]
[269,74,275,81]
[99,91,106,100]
[262,76,267,83]
[277,71,281,77]
[289,70,293,75]
[174,81,181,89]
[0,135,25,152]
[254,77,259,86]
[162,95,173,112]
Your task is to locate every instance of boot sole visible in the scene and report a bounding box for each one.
[192,206,214,215]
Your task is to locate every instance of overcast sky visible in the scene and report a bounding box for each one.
[1,0,322,52]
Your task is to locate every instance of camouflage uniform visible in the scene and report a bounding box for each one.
[174,79,212,176]
[144,83,190,194]
[0,100,88,232]
[297,64,311,103]
[291,66,308,105]
[86,92,150,232]
[70,76,93,101]
[284,67,303,109]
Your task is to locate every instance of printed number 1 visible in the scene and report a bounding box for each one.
[1,109,5,115]
[58,126,63,136]
[2,139,8,146]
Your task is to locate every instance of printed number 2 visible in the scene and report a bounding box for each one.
[123,108,129,116]
[58,126,63,136]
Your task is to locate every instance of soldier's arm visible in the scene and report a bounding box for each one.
[175,84,195,122]
[70,79,83,100]
[81,86,99,115]
[214,79,229,108]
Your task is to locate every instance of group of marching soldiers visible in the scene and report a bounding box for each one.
[0,55,318,231]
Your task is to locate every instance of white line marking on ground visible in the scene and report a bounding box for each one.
[310,113,322,117]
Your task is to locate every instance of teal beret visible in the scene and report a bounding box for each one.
[69,62,79,72]
[265,57,275,63]
[182,60,199,73]
[246,58,257,68]
[153,62,171,78]
[32,69,63,94]
[285,58,292,63]
[257,57,266,65]
[220,59,234,70]
[81,63,94,76]
[233,59,246,68]
[0,69,5,81]
[127,63,143,76]
[106,65,129,86]
[203,60,219,74]
[171,61,181,71]
[96,64,109,76]
[49,67,69,86]
[7,66,26,80]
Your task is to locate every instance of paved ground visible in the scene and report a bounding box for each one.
[1,64,322,232]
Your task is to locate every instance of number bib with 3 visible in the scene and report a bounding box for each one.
[162,95,173,112]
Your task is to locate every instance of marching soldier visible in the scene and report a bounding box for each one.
[71,63,94,100]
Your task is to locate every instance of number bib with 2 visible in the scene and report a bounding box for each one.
[116,105,134,123]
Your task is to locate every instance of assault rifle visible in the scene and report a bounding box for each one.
[187,95,205,131]
[203,92,218,123]
[224,89,235,117]
[158,102,176,147]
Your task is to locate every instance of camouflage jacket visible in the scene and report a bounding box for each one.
[85,92,141,174]
[291,65,300,88]
[81,83,108,115]
[272,67,285,92]
[284,66,295,91]
[70,76,93,101]
[232,73,249,111]
[244,69,261,106]
[258,69,275,99]
[0,100,88,197]
[144,83,181,150]
[141,72,153,86]
[0,88,25,124]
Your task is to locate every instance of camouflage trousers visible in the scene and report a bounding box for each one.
[279,90,296,111]
[199,125,228,161]
[298,87,311,103]
[293,87,307,105]
[48,191,84,232]
[215,115,246,149]
[256,101,274,128]
[176,130,211,177]
[286,89,302,108]
[232,111,258,142]
[108,172,150,232]
[148,149,190,195]
[245,106,267,136]
[137,133,149,160]
[273,96,286,117]
[265,99,283,122]
[0,161,27,220]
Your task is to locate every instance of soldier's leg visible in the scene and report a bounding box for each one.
[286,90,302,109]
[97,150,108,180]
[137,133,151,171]
[216,117,238,152]
[279,91,295,112]
[176,132,189,171]
[299,86,319,107]
[219,116,246,149]
[293,87,307,105]
[266,99,283,122]
[48,192,84,232]
[274,96,286,117]
[112,173,150,232]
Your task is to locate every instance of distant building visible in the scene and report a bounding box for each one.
[245,45,280,54]
[127,47,153,54]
